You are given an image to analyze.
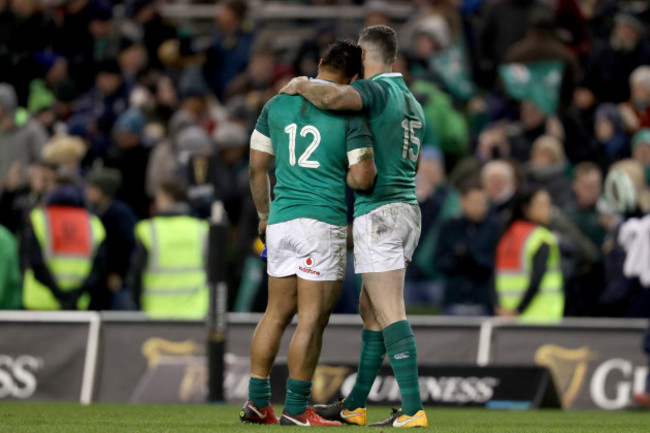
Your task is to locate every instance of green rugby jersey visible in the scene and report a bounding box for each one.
[254,89,373,226]
[351,72,426,217]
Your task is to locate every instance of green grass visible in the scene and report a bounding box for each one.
[1,402,650,432]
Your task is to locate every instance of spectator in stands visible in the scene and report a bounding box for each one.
[632,129,650,185]
[503,6,580,111]
[128,178,208,319]
[75,58,130,157]
[435,181,500,316]
[129,0,177,71]
[568,162,607,249]
[495,187,564,321]
[86,168,137,310]
[0,83,48,193]
[565,162,607,315]
[478,0,540,86]
[525,135,573,209]
[22,172,106,310]
[105,108,152,220]
[204,0,255,100]
[620,66,650,134]
[0,222,21,309]
[52,0,95,93]
[579,12,650,106]
[170,69,222,136]
[594,103,630,165]
[599,160,650,317]
[406,147,460,311]
[481,159,517,227]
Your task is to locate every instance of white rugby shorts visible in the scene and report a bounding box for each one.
[266,218,347,281]
[353,202,421,274]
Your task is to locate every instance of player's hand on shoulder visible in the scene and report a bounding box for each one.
[279,76,308,95]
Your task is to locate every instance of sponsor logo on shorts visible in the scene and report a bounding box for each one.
[299,266,321,276]
[304,257,315,268]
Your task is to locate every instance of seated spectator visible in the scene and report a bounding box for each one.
[593,103,630,166]
[435,181,501,316]
[632,128,650,185]
[495,187,564,321]
[22,173,106,311]
[481,159,517,227]
[0,222,21,309]
[620,66,650,133]
[127,179,208,319]
[525,135,574,209]
[86,168,138,310]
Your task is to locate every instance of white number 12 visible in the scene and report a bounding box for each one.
[284,123,321,168]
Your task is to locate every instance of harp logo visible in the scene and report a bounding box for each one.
[535,345,596,409]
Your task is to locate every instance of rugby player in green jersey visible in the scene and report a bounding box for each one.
[281,25,428,428]
[242,40,377,427]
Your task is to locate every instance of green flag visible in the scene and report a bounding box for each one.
[499,61,564,115]
[430,42,476,101]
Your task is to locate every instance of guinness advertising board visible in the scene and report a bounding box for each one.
[489,320,648,410]
[0,312,93,402]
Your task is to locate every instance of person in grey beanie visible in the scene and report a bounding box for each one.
[0,83,48,192]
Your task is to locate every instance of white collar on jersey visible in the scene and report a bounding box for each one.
[371,72,403,81]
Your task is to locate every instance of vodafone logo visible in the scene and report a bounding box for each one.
[304,257,315,268]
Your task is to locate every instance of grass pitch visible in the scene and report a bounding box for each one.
[1,402,650,433]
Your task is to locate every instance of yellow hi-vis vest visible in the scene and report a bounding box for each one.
[496,220,564,321]
[23,206,106,310]
[135,215,209,319]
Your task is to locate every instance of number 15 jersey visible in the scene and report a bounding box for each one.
[350,73,426,217]
[251,87,373,227]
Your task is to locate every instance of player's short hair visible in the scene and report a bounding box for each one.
[358,25,398,65]
[320,40,362,79]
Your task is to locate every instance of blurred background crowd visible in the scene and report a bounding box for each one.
[1,0,650,319]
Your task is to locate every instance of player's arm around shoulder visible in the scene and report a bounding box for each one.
[280,76,363,111]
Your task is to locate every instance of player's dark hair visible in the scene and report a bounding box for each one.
[320,40,362,79]
[358,25,398,65]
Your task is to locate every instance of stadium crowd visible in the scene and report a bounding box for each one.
[0,0,650,319]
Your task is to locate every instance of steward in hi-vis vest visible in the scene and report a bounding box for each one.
[128,179,208,319]
[496,219,564,320]
[23,184,106,310]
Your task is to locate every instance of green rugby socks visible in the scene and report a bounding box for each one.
[248,377,271,408]
[383,320,423,416]
[345,329,385,411]
[285,377,312,416]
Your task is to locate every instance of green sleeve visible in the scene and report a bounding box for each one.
[351,80,387,120]
[254,99,272,137]
[345,115,373,152]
